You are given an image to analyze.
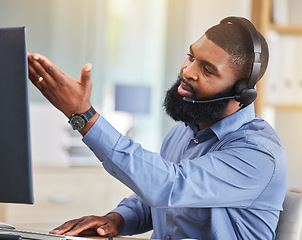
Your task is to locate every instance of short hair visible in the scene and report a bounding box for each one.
[205,18,269,84]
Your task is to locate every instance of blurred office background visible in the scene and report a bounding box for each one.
[0,0,302,237]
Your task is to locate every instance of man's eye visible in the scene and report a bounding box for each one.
[203,66,213,75]
[187,53,194,62]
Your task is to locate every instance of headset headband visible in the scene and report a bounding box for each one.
[220,17,262,89]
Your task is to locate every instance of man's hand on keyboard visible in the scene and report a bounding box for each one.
[49,213,125,237]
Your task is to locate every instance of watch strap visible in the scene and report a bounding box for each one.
[81,106,96,122]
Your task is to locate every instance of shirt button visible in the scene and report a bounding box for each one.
[112,172,117,176]
[193,138,199,144]
[165,236,171,240]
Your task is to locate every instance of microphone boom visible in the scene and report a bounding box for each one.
[183,96,238,103]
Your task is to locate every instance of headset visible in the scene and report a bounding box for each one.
[183,16,262,106]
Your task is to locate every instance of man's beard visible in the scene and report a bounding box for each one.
[163,76,234,125]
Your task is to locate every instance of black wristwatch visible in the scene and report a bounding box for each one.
[69,106,96,131]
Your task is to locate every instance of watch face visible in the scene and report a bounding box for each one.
[70,115,86,130]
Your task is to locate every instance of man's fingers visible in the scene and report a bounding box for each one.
[63,224,90,236]
[29,53,67,83]
[97,222,118,236]
[28,54,53,87]
[50,219,82,235]
[80,63,92,87]
[49,216,120,237]
[97,227,106,236]
[65,216,108,236]
[28,62,43,87]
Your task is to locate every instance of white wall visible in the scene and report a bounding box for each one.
[275,110,302,192]
[184,0,251,46]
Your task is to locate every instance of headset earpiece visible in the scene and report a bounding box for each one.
[233,79,257,106]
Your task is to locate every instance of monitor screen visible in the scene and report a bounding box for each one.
[0,26,33,204]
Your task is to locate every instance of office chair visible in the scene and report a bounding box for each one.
[276,191,302,240]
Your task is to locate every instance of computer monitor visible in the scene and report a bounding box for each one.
[0,26,33,204]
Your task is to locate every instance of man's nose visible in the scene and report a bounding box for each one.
[182,63,198,81]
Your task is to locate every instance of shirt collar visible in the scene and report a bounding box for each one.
[209,103,256,140]
[187,103,256,140]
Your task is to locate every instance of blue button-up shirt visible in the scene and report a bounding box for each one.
[83,104,288,240]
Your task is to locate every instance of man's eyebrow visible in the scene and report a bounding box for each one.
[189,44,193,54]
[201,60,218,73]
